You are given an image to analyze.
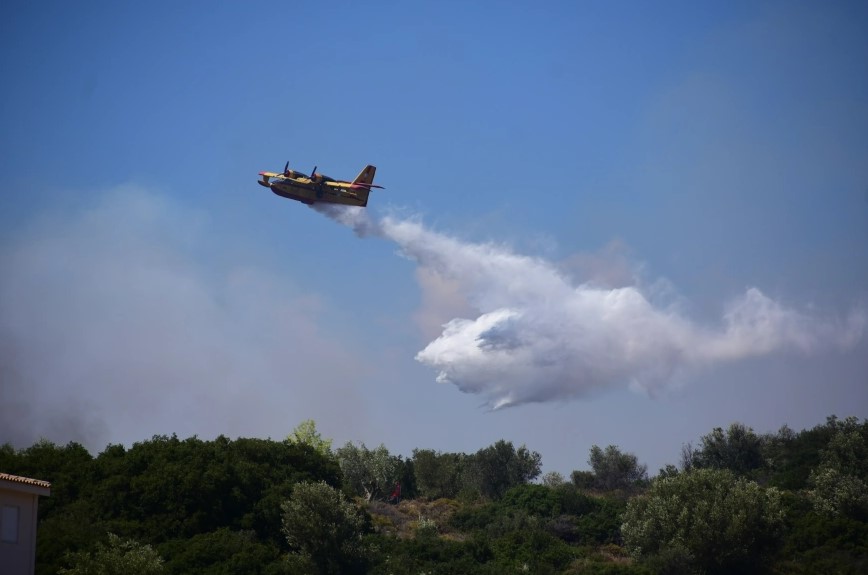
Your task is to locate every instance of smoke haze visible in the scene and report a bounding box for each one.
[1,192,863,451]
[314,204,865,409]
[1,190,369,448]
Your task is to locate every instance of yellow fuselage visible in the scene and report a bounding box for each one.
[257,164,378,207]
[258,175,368,207]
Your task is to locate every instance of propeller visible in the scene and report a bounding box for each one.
[283,161,289,176]
[310,165,318,179]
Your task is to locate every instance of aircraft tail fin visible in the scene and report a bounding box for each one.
[349,165,378,207]
[352,165,377,188]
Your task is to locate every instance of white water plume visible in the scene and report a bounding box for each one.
[314,204,865,409]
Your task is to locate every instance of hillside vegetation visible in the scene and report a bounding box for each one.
[1,415,866,574]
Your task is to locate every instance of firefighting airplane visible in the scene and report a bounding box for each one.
[257,162,383,207]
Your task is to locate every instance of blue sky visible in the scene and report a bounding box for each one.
[1,1,866,475]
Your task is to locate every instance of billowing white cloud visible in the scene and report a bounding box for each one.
[315,205,866,409]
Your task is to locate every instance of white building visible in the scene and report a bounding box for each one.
[0,473,51,575]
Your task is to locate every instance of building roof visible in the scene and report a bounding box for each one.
[0,472,51,489]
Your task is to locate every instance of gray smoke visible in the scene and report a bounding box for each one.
[1,189,368,448]
[315,205,866,409]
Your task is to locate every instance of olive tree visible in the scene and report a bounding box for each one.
[466,440,542,500]
[587,445,648,491]
[335,442,401,502]
[541,470,565,487]
[690,423,765,475]
[809,416,868,517]
[622,468,784,574]
[281,481,368,575]
[412,449,466,499]
[59,533,164,575]
[286,419,332,457]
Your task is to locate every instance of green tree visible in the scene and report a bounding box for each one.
[59,533,164,575]
[490,529,577,573]
[777,493,868,575]
[412,449,466,499]
[6,434,344,573]
[367,533,496,575]
[335,442,400,502]
[2,439,93,517]
[286,419,333,457]
[395,455,418,500]
[587,445,648,491]
[500,484,563,517]
[541,471,565,487]
[690,422,765,476]
[100,434,340,544]
[809,416,868,518]
[758,424,795,480]
[656,464,680,480]
[622,468,784,574]
[466,440,542,500]
[1,439,101,573]
[570,469,595,489]
[760,417,843,489]
[158,528,285,575]
[281,481,368,575]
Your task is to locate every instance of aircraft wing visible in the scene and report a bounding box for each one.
[324,181,384,190]
[259,171,282,178]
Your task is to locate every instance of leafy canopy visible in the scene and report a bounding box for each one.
[335,442,401,502]
[587,445,648,491]
[286,419,333,457]
[622,468,784,574]
[59,533,164,575]
[281,480,369,575]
